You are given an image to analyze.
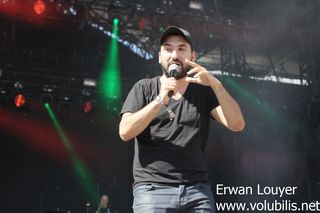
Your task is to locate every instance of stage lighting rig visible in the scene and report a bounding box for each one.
[80,88,92,113]
[12,82,26,108]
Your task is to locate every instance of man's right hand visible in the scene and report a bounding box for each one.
[159,76,176,104]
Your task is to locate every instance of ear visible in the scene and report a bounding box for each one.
[191,51,196,62]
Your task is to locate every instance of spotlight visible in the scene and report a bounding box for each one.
[80,89,96,122]
[113,18,119,26]
[80,89,92,113]
[189,0,203,10]
[83,100,92,113]
[12,82,26,108]
[14,93,26,108]
[0,89,6,94]
[83,78,97,87]
[34,0,46,15]
[63,6,78,16]
[68,6,77,15]
[14,81,23,90]
[40,85,55,106]
[81,88,90,96]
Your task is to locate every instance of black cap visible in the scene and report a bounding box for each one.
[160,26,193,49]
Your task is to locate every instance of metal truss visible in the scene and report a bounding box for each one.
[78,0,319,82]
[1,0,319,87]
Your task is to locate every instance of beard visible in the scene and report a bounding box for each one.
[162,61,192,80]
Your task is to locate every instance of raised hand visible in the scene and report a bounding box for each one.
[184,58,221,89]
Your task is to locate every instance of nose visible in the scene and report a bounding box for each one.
[171,50,178,60]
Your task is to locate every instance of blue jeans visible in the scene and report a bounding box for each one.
[133,182,215,213]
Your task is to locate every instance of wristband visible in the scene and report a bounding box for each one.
[155,95,165,106]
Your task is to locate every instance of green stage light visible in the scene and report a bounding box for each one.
[113,18,119,26]
[99,18,122,113]
[224,77,296,128]
[44,103,97,200]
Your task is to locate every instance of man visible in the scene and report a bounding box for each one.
[119,26,245,212]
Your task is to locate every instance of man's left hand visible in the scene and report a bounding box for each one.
[185,58,221,90]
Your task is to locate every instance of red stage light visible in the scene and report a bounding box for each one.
[83,100,92,113]
[34,0,46,15]
[14,94,26,108]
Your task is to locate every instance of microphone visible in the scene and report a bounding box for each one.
[168,64,180,97]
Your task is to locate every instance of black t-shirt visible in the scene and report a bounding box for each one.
[120,76,219,186]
